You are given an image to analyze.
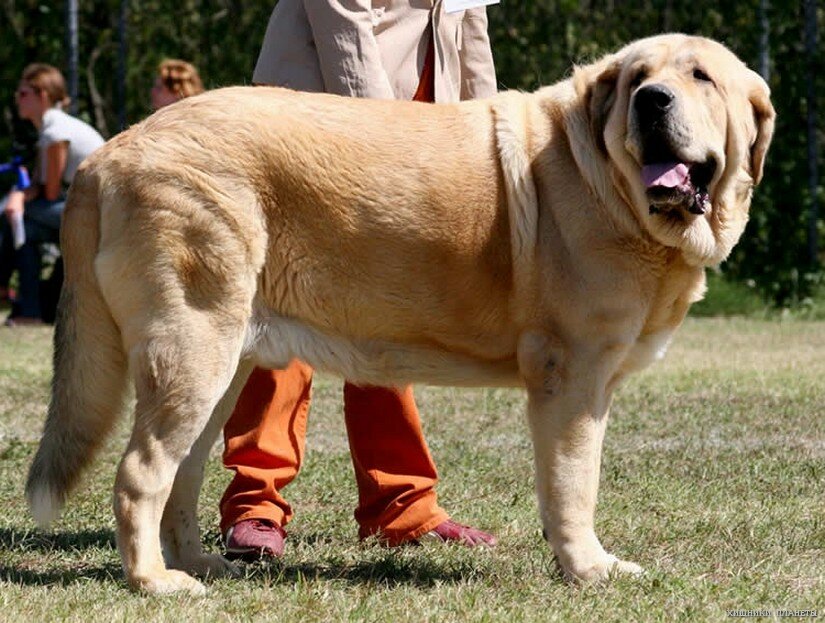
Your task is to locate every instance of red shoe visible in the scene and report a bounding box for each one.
[224,518,286,561]
[418,519,497,547]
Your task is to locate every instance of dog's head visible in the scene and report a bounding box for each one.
[575,34,775,266]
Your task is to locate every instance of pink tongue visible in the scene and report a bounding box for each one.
[642,162,690,188]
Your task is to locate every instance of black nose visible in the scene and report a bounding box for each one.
[634,84,675,125]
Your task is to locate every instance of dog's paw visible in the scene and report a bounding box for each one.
[606,557,644,579]
[177,553,241,580]
[130,569,207,596]
[563,554,644,583]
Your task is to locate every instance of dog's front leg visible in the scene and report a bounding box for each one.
[519,333,643,582]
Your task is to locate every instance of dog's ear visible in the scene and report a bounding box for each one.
[574,53,622,156]
[746,70,775,185]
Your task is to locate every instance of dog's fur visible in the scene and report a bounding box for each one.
[26,34,774,594]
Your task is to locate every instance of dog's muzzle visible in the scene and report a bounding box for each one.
[633,84,716,217]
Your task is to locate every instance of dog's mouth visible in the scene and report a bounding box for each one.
[642,157,717,217]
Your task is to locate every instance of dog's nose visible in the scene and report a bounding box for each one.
[634,84,675,125]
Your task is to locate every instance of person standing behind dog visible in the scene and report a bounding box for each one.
[220,0,500,559]
[0,63,104,326]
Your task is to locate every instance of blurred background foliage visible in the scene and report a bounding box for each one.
[1,1,822,308]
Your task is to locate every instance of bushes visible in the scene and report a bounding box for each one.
[691,270,825,318]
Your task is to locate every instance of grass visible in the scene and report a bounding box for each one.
[0,319,823,622]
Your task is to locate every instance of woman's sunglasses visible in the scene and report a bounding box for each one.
[15,86,39,99]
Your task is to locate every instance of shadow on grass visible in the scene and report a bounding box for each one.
[267,556,485,587]
[235,530,496,588]
[0,528,488,589]
[0,527,116,551]
[243,558,484,588]
[0,562,123,587]
[0,527,121,587]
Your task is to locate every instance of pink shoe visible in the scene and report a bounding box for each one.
[224,518,286,561]
[417,519,497,547]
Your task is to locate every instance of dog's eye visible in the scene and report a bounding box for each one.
[693,68,714,84]
[630,70,646,89]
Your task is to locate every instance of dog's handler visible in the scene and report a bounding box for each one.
[221,0,500,559]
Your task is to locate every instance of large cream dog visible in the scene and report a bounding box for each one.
[26,34,774,594]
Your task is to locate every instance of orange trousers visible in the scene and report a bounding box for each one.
[220,363,448,544]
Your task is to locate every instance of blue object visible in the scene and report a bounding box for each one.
[0,156,32,190]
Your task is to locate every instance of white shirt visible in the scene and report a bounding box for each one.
[38,108,105,186]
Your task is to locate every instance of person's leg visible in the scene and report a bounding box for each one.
[344,383,447,544]
[24,196,65,232]
[344,384,495,546]
[12,240,41,319]
[219,361,313,556]
[9,197,64,322]
[0,217,14,293]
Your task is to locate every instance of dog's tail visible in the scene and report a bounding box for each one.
[26,165,129,527]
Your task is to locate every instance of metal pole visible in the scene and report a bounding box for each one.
[758,0,770,83]
[65,0,79,114]
[117,0,129,131]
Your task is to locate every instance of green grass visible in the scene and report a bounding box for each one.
[0,319,823,622]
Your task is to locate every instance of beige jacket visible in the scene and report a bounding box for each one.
[253,0,497,102]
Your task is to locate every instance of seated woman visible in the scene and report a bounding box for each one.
[1,63,105,326]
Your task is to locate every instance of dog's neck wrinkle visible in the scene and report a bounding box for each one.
[491,93,543,325]
[544,91,639,241]
[606,165,662,245]
[537,98,648,262]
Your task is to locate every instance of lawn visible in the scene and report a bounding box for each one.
[0,318,822,622]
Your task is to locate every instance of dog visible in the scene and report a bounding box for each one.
[25,34,774,594]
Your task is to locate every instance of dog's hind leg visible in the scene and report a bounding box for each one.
[159,358,255,579]
[115,320,248,596]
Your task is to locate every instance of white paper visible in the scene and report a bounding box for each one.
[2,195,25,249]
[443,0,500,14]
[10,210,25,249]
